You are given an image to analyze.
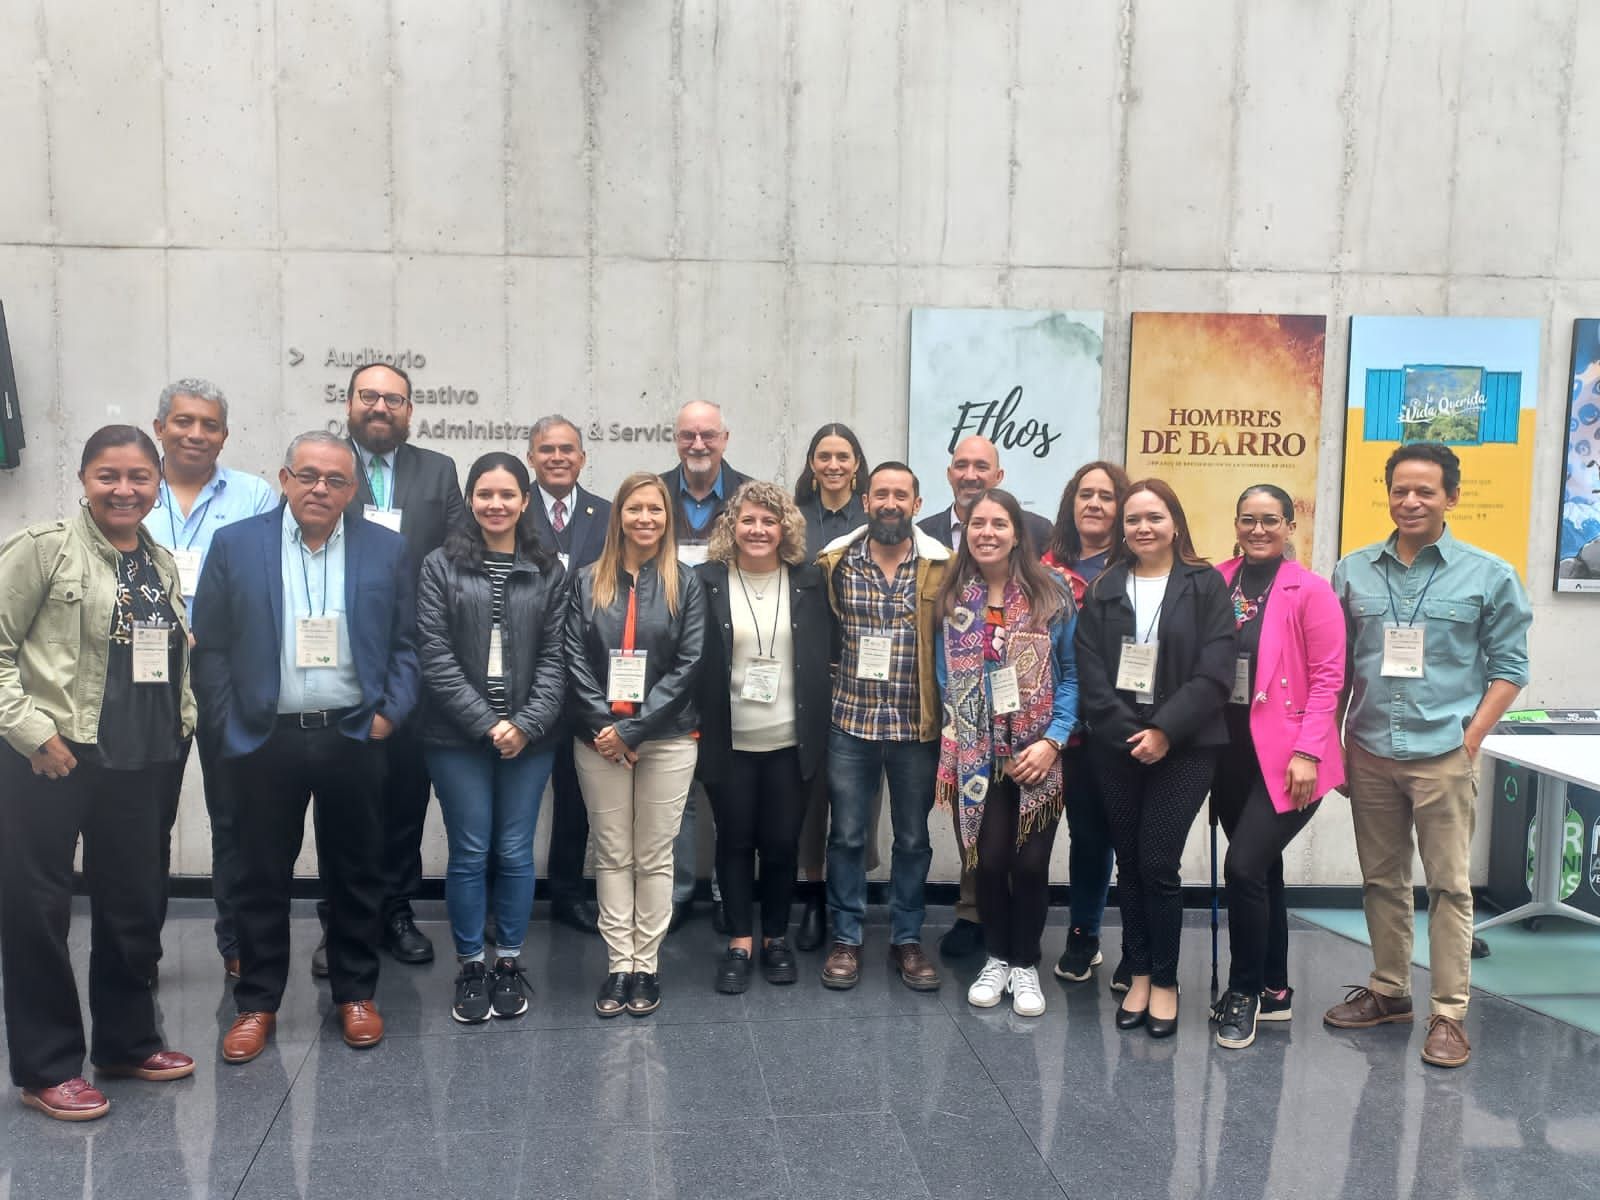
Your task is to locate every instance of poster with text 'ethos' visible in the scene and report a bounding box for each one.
[907,308,1104,526]
[1341,315,1540,580]
[1125,312,1327,564]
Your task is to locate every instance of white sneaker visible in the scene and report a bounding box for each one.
[967,956,1010,1008]
[1009,965,1046,1017]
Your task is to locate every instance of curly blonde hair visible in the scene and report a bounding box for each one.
[706,480,809,566]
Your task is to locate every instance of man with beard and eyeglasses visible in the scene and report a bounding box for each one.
[814,463,951,992]
[322,362,467,974]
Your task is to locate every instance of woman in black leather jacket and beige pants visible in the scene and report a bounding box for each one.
[566,472,707,1018]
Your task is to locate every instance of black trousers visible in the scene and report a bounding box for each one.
[1211,738,1319,996]
[231,725,386,1011]
[1093,744,1216,988]
[976,775,1062,967]
[707,746,808,939]
[316,721,429,929]
[545,735,592,904]
[0,745,171,1088]
[165,731,240,959]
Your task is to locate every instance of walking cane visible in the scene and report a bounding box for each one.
[1209,796,1220,997]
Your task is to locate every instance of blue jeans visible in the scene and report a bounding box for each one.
[1063,742,1115,936]
[824,728,937,946]
[424,743,555,959]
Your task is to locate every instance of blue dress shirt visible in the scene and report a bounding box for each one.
[277,516,362,714]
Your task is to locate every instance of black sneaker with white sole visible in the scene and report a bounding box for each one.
[1109,959,1132,994]
[1214,989,1260,1050]
[452,960,492,1024]
[1053,928,1103,982]
[1258,986,1293,1022]
[491,957,531,1018]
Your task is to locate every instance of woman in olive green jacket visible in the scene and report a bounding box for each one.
[0,426,197,1122]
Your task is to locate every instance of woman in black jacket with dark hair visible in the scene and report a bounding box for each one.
[696,481,833,994]
[1075,478,1236,1039]
[417,452,566,1025]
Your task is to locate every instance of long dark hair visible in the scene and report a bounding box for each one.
[445,452,554,570]
[1111,478,1210,569]
[793,423,869,505]
[938,489,1068,630]
[1047,460,1130,564]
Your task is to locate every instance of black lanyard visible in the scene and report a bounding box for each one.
[734,565,784,658]
[160,479,213,550]
[1130,573,1166,643]
[1383,557,1440,627]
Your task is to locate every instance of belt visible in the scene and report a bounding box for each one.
[276,707,355,730]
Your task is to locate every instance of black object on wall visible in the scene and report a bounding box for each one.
[0,302,24,470]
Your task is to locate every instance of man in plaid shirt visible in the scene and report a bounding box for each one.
[814,462,952,991]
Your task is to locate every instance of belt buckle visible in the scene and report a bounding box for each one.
[298,710,326,730]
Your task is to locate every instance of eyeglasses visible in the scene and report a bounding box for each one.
[288,469,353,492]
[675,430,725,446]
[355,389,409,411]
[1235,514,1286,530]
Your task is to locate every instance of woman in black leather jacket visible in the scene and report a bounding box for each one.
[417,452,566,1026]
[565,471,707,1018]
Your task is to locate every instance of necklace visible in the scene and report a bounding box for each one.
[740,564,779,599]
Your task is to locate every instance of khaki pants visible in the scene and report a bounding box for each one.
[573,736,698,974]
[1348,742,1478,1020]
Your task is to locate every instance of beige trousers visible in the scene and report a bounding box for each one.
[573,736,699,974]
[1347,742,1478,1020]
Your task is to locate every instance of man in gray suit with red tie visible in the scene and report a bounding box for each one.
[527,415,610,933]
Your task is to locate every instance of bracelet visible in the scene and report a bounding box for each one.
[1292,750,1320,763]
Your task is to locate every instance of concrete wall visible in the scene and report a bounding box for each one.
[2,0,1594,888]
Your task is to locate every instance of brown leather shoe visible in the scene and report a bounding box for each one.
[820,941,862,990]
[1421,1014,1471,1068]
[339,1000,384,1048]
[889,942,942,992]
[1323,985,1413,1029]
[20,1077,109,1121]
[95,1050,195,1081]
[223,1012,276,1063]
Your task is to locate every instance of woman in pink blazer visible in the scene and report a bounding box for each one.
[1210,484,1346,1051]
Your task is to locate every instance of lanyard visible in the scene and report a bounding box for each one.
[734,565,785,658]
[160,479,213,550]
[1383,557,1441,627]
[299,539,330,617]
[1130,574,1165,643]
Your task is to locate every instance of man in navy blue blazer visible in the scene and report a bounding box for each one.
[192,431,420,1064]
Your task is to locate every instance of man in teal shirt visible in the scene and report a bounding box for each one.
[1323,443,1531,1069]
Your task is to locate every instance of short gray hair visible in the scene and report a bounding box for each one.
[158,378,229,427]
[283,430,356,471]
[529,414,584,450]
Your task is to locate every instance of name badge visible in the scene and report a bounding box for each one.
[1230,654,1252,705]
[364,505,403,534]
[487,625,504,677]
[677,544,709,568]
[990,664,1021,714]
[607,649,647,703]
[171,548,202,596]
[1381,624,1426,678]
[742,656,783,704]
[1116,636,1158,703]
[132,622,171,683]
[856,634,893,681]
[296,616,340,668]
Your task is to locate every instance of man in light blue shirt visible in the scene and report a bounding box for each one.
[146,378,277,980]
[1323,443,1531,1070]
[277,513,362,716]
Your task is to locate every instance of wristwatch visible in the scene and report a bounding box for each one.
[1042,735,1065,754]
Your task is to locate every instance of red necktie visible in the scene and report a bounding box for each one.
[552,499,567,532]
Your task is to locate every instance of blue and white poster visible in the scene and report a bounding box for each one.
[907,308,1104,524]
[1559,319,1600,592]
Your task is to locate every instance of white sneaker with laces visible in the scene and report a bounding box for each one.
[967,956,1010,1008]
[1009,965,1046,1017]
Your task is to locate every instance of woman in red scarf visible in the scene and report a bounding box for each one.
[934,489,1078,1018]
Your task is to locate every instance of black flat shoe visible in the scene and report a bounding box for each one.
[627,971,662,1016]
[715,948,751,994]
[938,918,984,960]
[760,937,798,985]
[795,898,826,952]
[1115,1002,1148,1031]
[552,898,601,935]
[595,972,631,1018]
[1148,1007,1178,1039]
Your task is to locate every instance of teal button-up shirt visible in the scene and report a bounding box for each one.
[1332,525,1531,761]
[277,516,362,714]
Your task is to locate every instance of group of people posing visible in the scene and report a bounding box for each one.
[0,364,1532,1124]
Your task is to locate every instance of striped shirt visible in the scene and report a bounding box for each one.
[483,552,514,717]
[831,536,921,742]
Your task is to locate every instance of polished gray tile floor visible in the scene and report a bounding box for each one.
[1,902,1596,1199]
